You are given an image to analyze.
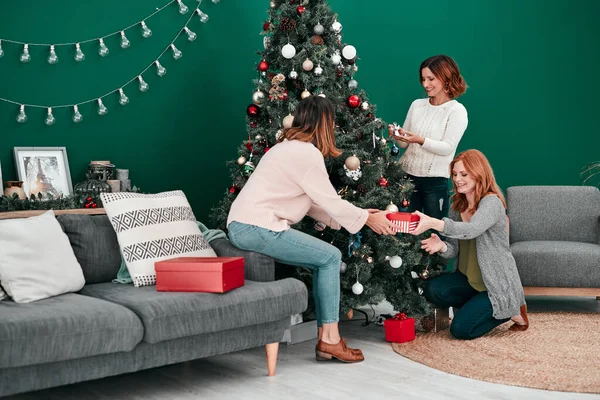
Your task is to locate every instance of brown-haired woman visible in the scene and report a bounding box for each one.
[227,96,397,362]
[409,149,528,340]
[388,54,468,219]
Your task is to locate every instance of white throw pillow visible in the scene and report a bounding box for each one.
[0,210,85,303]
[100,190,216,287]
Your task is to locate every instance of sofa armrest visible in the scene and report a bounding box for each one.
[210,238,275,282]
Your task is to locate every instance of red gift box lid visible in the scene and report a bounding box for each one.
[386,212,420,223]
[155,257,244,272]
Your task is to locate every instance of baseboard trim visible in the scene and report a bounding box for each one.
[524,287,600,297]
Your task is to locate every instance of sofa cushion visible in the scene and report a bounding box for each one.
[0,293,143,368]
[57,214,122,284]
[511,241,600,287]
[80,278,307,344]
[507,186,600,244]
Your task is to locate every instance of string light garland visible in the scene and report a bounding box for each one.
[0,0,221,124]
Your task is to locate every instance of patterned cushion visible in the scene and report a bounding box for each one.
[100,190,217,287]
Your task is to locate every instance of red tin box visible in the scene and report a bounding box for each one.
[386,212,420,233]
[155,257,245,293]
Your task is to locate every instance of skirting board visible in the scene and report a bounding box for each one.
[281,320,318,345]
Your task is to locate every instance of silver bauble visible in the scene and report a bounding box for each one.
[352,281,364,295]
[289,69,298,79]
[340,261,347,273]
[313,23,325,35]
[348,79,358,89]
[314,65,323,75]
[252,90,265,105]
[385,202,399,212]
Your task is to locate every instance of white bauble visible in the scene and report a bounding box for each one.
[331,20,342,33]
[389,255,403,269]
[301,89,311,99]
[361,101,369,110]
[289,69,298,79]
[282,114,294,128]
[313,23,324,35]
[314,64,323,75]
[318,92,326,98]
[352,282,364,295]
[281,43,296,59]
[275,129,283,140]
[348,79,358,89]
[342,45,356,60]
[252,90,265,105]
[330,53,341,65]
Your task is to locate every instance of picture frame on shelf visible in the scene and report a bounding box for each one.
[13,147,73,199]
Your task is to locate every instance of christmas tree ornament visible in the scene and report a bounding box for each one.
[301,89,311,99]
[314,64,323,75]
[418,287,424,295]
[318,92,326,98]
[281,43,296,59]
[237,156,247,165]
[245,141,253,152]
[366,256,373,264]
[246,104,261,118]
[380,138,387,145]
[352,281,364,295]
[361,101,369,110]
[344,165,362,181]
[47,45,58,64]
[118,88,129,105]
[336,66,343,78]
[120,31,130,48]
[344,155,360,171]
[20,44,31,63]
[402,199,409,208]
[255,134,263,141]
[347,79,358,90]
[155,61,167,76]
[229,185,238,194]
[0,40,4,58]
[244,161,255,176]
[347,309,354,319]
[331,20,342,33]
[347,95,360,108]
[44,108,55,126]
[342,45,356,59]
[252,90,265,104]
[314,221,327,231]
[184,27,197,41]
[302,58,314,71]
[276,129,283,140]
[258,60,269,71]
[74,43,85,61]
[296,5,306,15]
[311,35,324,45]
[387,255,403,269]
[196,9,209,23]
[72,105,83,123]
[138,75,149,92]
[283,114,294,128]
[141,21,152,38]
[386,202,399,212]
[279,17,297,32]
[98,39,109,57]
[420,268,430,279]
[288,68,298,79]
[263,21,271,31]
[379,176,389,187]
[170,44,183,60]
[176,0,189,14]
[250,121,258,128]
[391,144,400,156]
[340,261,347,273]
[16,105,27,123]
[411,271,420,279]
[314,23,324,35]
[97,98,108,116]
[330,52,341,65]
[270,1,276,8]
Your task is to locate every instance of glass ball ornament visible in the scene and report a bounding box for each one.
[301,90,311,99]
[340,261,347,274]
[281,43,296,59]
[330,52,341,65]
[366,257,373,264]
[302,58,314,71]
[344,155,360,171]
[252,90,265,105]
[385,202,399,212]
[361,101,369,110]
[247,104,261,118]
[313,23,324,35]
[314,64,323,75]
[282,114,294,128]
[342,45,357,60]
[352,281,364,295]
[289,69,298,79]
[237,156,247,165]
[258,60,269,71]
[391,144,400,156]
[270,1,276,7]
[331,20,342,33]
[347,95,360,108]
[420,269,430,279]
[348,79,358,90]
[388,255,403,269]
[380,138,387,145]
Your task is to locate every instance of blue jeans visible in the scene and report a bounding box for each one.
[424,272,510,340]
[228,221,342,327]
[406,175,449,219]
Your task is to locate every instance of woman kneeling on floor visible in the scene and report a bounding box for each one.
[410,149,528,340]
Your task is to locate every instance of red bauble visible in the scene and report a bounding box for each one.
[86,196,92,202]
[264,146,271,153]
[297,5,306,15]
[258,60,269,72]
[336,68,343,78]
[91,203,98,208]
[245,142,253,152]
[263,21,270,30]
[85,203,91,208]
[347,95,360,108]
[246,104,261,118]
[379,177,389,187]
[250,121,258,128]
[282,91,288,101]
[402,199,409,207]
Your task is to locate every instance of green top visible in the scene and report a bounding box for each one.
[458,239,487,292]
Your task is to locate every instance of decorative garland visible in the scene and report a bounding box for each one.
[0,192,102,212]
[0,0,221,125]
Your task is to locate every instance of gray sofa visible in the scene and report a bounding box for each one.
[0,213,307,397]
[507,186,600,295]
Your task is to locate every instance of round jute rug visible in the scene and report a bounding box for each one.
[392,312,600,393]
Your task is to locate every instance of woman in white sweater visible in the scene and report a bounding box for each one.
[388,55,468,219]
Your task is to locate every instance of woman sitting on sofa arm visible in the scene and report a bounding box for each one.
[409,149,528,340]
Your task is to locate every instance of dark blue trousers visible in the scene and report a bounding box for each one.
[406,175,449,219]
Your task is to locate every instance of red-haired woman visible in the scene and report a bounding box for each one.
[410,149,528,340]
[388,55,468,219]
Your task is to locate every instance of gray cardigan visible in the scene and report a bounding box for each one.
[439,195,526,320]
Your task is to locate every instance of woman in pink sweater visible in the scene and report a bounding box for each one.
[227,96,396,363]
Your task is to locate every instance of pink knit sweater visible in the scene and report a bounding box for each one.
[227,139,368,234]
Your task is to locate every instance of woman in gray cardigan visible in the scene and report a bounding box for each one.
[410,149,528,339]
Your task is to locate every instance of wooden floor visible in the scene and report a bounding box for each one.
[6,297,600,400]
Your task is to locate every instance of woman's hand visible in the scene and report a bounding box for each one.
[365,210,397,235]
[394,128,425,145]
[420,233,447,254]
[410,210,444,235]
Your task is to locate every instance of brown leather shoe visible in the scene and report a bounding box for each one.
[315,338,362,357]
[509,304,529,331]
[315,337,364,363]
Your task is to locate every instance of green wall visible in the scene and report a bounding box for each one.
[0,0,598,223]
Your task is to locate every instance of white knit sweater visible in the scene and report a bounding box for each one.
[397,98,468,178]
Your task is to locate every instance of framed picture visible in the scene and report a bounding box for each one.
[13,147,73,199]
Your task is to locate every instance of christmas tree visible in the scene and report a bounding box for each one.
[211,0,439,319]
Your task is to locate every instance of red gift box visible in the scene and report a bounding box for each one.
[386,212,420,233]
[155,257,244,293]
[384,313,416,343]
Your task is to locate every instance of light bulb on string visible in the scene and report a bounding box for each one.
[212,0,220,3]
[170,44,182,60]
[141,21,152,38]
[98,38,109,57]
[120,31,130,49]
[16,105,27,123]
[45,108,55,126]
[183,27,197,41]
[155,60,167,77]
[177,0,189,14]
[0,40,4,58]
[97,98,108,116]
[138,75,149,92]
[74,43,85,62]
[118,88,129,106]
[47,45,59,64]
[20,44,31,63]
[196,9,209,23]
[72,105,83,123]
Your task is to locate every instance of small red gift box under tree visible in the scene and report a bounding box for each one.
[384,313,416,343]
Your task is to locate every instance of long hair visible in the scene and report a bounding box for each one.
[450,149,506,212]
[420,55,467,99]
[278,96,342,158]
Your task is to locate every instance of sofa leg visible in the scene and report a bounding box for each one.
[265,342,279,376]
